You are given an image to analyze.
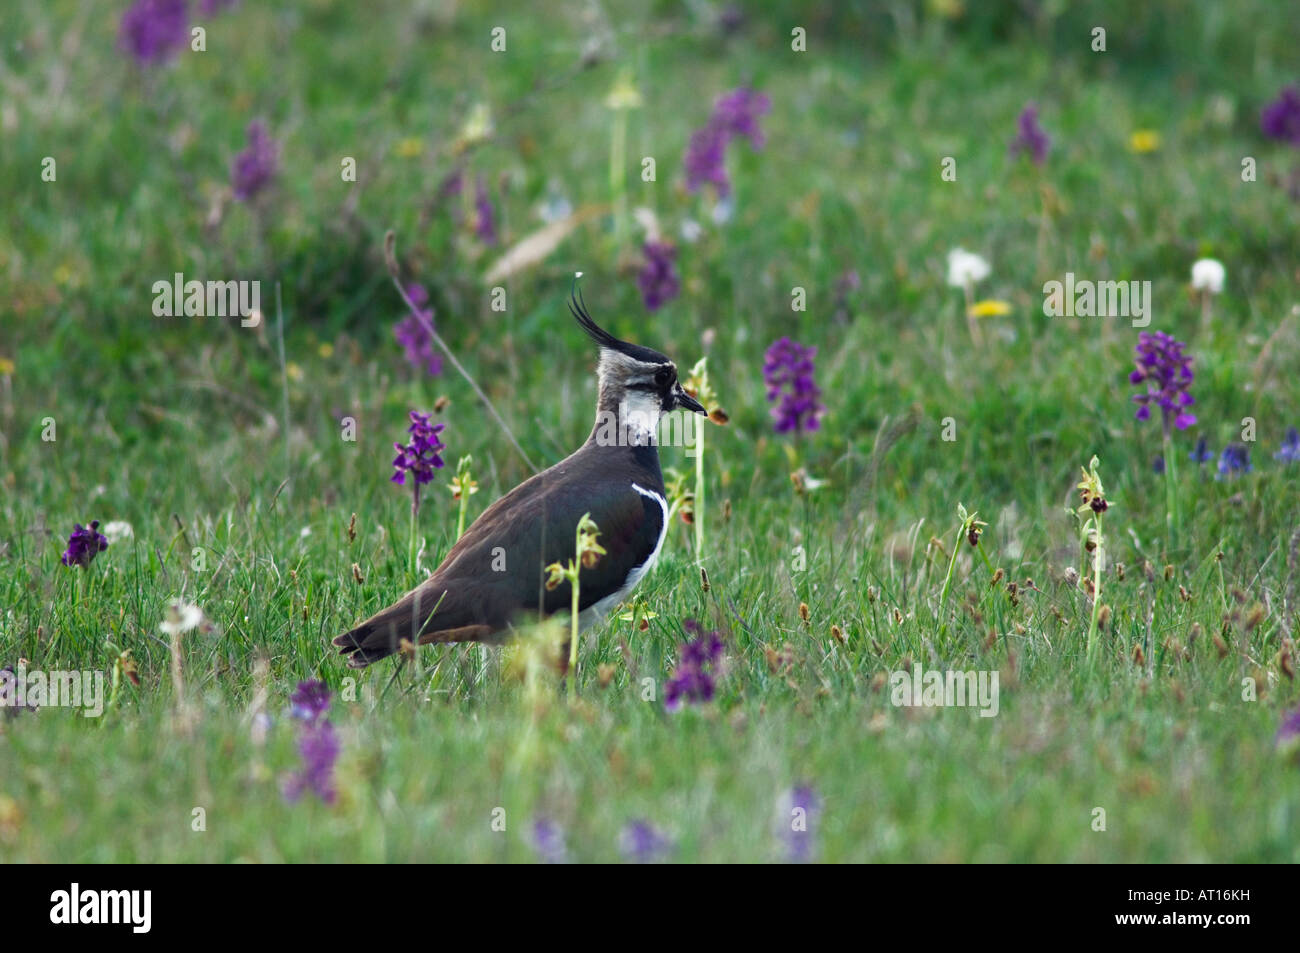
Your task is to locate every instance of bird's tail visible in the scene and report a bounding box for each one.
[332,587,494,668]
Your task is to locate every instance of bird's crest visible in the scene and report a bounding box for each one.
[568,280,670,365]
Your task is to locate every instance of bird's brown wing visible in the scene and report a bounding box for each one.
[333,466,663,667]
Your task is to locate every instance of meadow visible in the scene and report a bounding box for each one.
[2,0,1299,863]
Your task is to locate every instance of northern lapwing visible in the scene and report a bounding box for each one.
[333,288,706,668]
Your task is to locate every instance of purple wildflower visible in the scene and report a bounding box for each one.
[684,123,730,194]
[1216,443,1252,479]
[637,241,681,311]
[118,0,189,67]
[1129,331,1196,433]
[713,88,771,147]
[61,520,108,568]
[231,120,278,202]
[391,411,446,488]
[474,176,497,245]
[684,87,771,195]
[531,819,569,864]
[1189,436,1214,464]
[1009,103,1051,165]
[1277,706,1300,750]
[763,337,825,434]
[1152,454,1164,474]
[1275,427,1300,463]
[283,676,340,800]
[283,680,339,804]
[289,680,331,723]
[783,784,820,863]
[1261,86,1300,146]
[664,620,724,712]
[283,719,340,804]
[393,283,443,377]
[392,410,446,523]
[392,415,445,484]
[619,820,673,863]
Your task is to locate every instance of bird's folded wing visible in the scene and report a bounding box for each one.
[436,474,665,618]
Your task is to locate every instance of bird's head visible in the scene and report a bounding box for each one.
[569,287,706,428]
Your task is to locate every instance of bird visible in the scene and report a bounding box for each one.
[333,287,707,668]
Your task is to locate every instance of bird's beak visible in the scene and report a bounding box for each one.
[673,384,707,415]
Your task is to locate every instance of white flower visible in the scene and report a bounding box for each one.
[1191,258,1225,294]
[947,248,991,287]
[160,600,204,637]
[101,521,134,544]
[632,206,661,241]
[680,219,703,244]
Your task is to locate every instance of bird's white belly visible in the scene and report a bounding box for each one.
[578,482,669,631]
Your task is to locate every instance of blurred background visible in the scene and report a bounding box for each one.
[4,1,1299,521]
[3,0,1300,865]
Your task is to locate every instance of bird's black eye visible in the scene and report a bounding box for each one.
[654,368,673,388]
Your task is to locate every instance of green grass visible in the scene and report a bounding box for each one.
[2,0,1299,862]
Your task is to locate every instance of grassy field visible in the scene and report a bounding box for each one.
[2,0,1299,862]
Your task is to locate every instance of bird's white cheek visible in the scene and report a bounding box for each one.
[619,394,663,442]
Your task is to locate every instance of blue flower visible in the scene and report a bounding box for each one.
[531,818,568,864]
[1189,437,1214,464]
[1275,427,1300,463]
[619,820,673,863]
[1216,443,1252,479]
[784,784,820,863]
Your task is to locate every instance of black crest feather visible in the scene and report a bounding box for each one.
[569,281,619,349]
[568,280,671,365]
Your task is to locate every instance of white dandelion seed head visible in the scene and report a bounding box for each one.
[160,600,204,637]
[1191,258,1225,294]
[947,248,991,288]
[101,521,134,544]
